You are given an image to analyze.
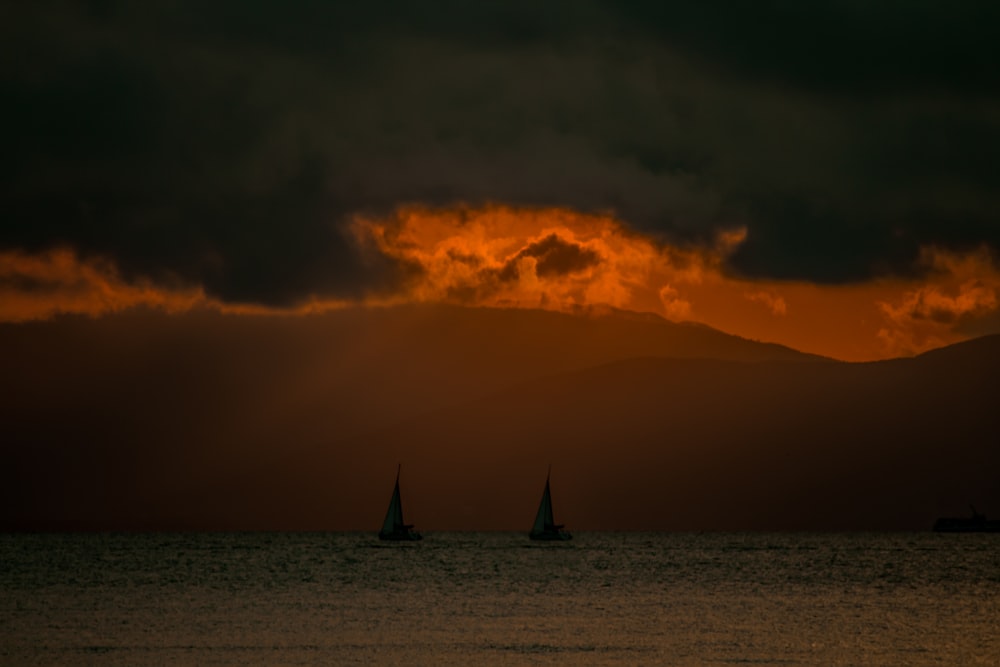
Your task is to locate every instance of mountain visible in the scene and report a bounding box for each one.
[0,303,821,439]
[2,306,992,531]
[330,335,998,531]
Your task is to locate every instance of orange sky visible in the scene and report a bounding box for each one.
[2,205,998,361]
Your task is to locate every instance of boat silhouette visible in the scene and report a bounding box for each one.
[932,505,1000,533]
[378,465,422,541]
[529,467,572,541]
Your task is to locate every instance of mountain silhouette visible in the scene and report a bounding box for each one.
[0,307,992,530]
[338,335,998,531]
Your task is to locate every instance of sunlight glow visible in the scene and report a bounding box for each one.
[2,206,997,361]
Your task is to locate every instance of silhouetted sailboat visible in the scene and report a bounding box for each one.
[378,465,422,541]
[529,467,571,540]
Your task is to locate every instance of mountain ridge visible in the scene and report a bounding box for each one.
[1,305,995,531]
[323,333,999,531]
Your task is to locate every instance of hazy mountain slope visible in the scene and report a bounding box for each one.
[5,308,988,531]
[0,303,821,440]
[309,335,999,532]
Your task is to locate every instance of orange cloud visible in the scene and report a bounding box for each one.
[0,248,209,322]
[744,290,788,316]
[658,284,693,321]
[876,247,1000,357]
[352,204,743,317]
[353,206,1000,360]
[3,207,998,362]
[0,248,356,321]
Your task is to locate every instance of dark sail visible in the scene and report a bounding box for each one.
[529,467,571,540]
[378,465,422,541]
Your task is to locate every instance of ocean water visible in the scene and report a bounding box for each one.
[1,532,998,666]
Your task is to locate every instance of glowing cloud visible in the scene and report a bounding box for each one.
[353,204,743,318]
[876,247,1000,357]
[744,290,789,316]
[353,205,1000,360]
[0,248,209,322]
[2,207,998,362]
[658,285,693,321]
[0,248,355,321]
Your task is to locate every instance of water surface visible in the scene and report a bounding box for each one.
[2,532,997,665]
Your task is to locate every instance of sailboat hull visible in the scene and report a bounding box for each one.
[378,531,423,541]
[529,531,572,541]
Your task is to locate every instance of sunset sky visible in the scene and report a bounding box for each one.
[4,2,1000,361]
[4,3,1000,531]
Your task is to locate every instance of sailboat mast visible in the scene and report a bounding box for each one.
[544,467,555,528]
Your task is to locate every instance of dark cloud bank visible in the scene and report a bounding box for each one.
[3,1,999,305]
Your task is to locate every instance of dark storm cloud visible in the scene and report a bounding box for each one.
[499,234,600,282]
[2,1,999,305]
[612,2,1000,95]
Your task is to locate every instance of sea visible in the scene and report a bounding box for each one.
[2,532,998,666]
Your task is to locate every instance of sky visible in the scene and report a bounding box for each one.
[4,1,1000,360]
[3,2,1000,531]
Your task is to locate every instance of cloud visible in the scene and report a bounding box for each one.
[3,2,999,309]
[612,3,1000,95]
[658,285,693,321]
[0,247,363,322]
[744,291,788,316]
[352,204,743,315]
[877,247,1000,357]
[504,234,600,280]
[889,281,996,326]
[0,248,207,322]
[3,210,999,363]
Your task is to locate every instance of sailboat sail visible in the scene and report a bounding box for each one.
[531,477,554,534]
[529,468,571,540]
[381,477,404,535]
[378,465,421,541]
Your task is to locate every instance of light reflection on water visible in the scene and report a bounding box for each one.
[2,532,998,665]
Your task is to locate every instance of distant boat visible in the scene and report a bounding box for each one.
[378,465,422,541]
[529,467,571,541]
[933,506,1000,533]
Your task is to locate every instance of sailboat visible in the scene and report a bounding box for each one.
[378,465,422,541]
[529,467,572,541]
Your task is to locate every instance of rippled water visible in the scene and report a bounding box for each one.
[2,532,998,665]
